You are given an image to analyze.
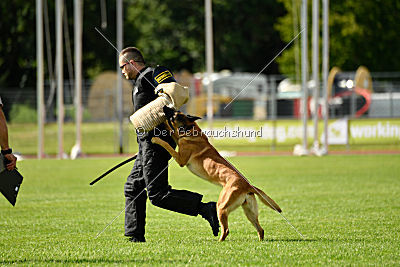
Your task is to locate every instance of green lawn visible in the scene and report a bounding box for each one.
[1,154,399,265]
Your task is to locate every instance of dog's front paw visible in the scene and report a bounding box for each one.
[151,137,162,144]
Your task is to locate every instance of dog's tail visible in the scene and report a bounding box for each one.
[251,187,282,213]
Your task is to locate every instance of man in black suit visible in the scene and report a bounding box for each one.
[119,47,219,242]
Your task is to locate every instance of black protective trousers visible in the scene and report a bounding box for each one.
[124,134,203,238]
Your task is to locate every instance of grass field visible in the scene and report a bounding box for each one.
[1,154,399,265]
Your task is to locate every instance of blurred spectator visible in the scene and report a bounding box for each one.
[0,97,17,170]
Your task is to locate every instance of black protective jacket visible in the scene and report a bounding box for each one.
[124,66,203,238]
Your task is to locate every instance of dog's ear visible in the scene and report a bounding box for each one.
[186,115,202,122]
[163,106,175,119]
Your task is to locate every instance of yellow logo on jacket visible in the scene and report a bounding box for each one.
[155,70,172,84]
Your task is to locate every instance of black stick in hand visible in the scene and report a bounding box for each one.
[90,154,137,185]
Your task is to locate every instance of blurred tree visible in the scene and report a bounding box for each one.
[125,0,285,73]
[330,0,400,72]
[276,0,400,76]
[2,0,400,89]
[0,1,36,88]
[213,0,285,73]
[0,0,285,88]
[125,0,205,71]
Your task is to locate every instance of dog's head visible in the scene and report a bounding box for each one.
[163,106,201,132]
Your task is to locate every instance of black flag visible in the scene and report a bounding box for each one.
[0,155,23,206]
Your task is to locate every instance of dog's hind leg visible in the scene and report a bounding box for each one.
[242,193,264,241]
[217,187,245,241]
[217,209,229,242]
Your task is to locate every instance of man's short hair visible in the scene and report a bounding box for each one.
[120,47,145,64]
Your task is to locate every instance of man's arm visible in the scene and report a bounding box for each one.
[0,106,17,170]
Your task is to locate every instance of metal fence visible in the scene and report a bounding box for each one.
[1,72,400,123]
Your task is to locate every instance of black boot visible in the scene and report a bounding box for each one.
[127,236,146,242]
[198,202,220,236]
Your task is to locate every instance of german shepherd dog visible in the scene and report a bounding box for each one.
[151,106,282,241]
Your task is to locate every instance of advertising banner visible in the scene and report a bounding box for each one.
[200,118,400,146]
